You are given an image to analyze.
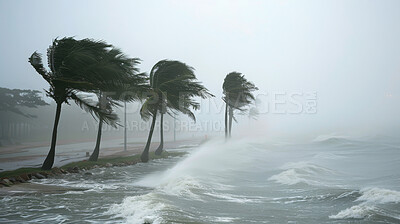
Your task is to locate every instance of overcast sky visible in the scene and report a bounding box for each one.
[1,0,399,137]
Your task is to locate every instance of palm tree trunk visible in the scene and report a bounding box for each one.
[225,102,228,139]
[141,110,157,162]
[228,106,233,138]
[89,118,103,161]
[124,102,127,151]
[42,102,62,170]
[155,113,164,155]
[173,116,176,142]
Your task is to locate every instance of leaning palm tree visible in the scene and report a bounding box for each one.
[140,60,213,162]
[88,73,148,161]
[223,72,258,139]
[87,47,148,161]
[29,37,130,170]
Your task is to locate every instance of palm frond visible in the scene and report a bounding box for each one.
[29,52,51,83]
[70,91,119,127]
[144,60,213,122]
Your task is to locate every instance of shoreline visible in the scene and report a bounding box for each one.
[0,138,204,193]
[0,137,202,169]
[0,150,187,194]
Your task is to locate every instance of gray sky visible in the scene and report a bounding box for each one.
[1,0,399,137]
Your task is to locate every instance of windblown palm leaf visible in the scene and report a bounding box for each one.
[223,72,258,139]
[141,60,213,120]
[223,72,258,112]
[29,37,145,169]
[140,60,214,161]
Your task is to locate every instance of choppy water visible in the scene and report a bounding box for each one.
[1,135,400,223]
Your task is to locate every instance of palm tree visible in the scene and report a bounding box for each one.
[29,37,130,170]
[140,60,213,162]
[88,75,148,161]
[223,72,258,139]
[87,47,148,162]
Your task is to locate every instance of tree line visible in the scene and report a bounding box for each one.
[12,37,258,170]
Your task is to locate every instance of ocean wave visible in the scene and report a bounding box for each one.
[208,216,240,222]
[107,193,168,224]
[33,178,119,192]
[312,134,357,145]
[204,192,262,203]
[268,162,336,186]
[357,187,400,204]
[329,204,376,219]
[330,187,400,220]
[334,190,360,200]
[313,152,347,159]
[157,176,206,200]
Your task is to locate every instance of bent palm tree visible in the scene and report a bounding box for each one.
[140,60,213,162]
[223,72,258,139]
[88,76,148,161]
[29,37,128,169]
[88,49,148,161]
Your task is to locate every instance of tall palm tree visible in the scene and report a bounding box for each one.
[140,60,213,162]
[223,72,258,139]
[87,47,148,162]
[88,73,148,161]
[29,37,130,170]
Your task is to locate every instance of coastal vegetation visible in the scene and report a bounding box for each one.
[29,38,141,169]
[139,60,214,162]
[1,36,258,175]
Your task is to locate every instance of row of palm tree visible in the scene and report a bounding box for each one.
[29,37,257,170]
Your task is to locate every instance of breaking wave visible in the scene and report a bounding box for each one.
[330,187,400,220]
[268,161,337,186]
[108,193,168,224]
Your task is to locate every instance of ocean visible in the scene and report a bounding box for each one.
[1,135,400,223]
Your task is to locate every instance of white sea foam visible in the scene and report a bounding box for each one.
[204,192,261,203]
[64,191,84,195]
[357,187,400,204]
[268,169,314,185]
[330,187,400,220]
[108,193,168,224]
[211,216,240,222]
[110,139,257,222]
[157,176,206,200]
[268,162,334,186]
[135,139,255,195]
[329,205,375,219]
[34,178,119,192]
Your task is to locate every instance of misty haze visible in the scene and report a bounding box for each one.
[0,0,400,223]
